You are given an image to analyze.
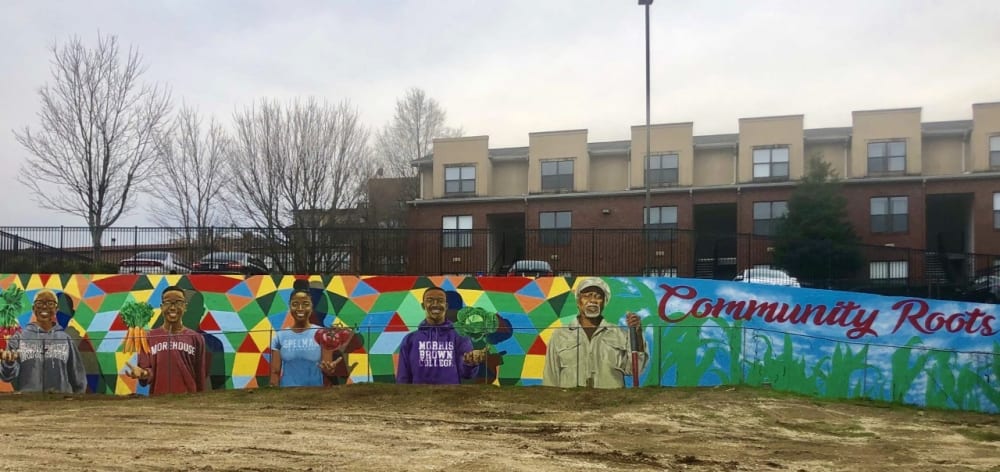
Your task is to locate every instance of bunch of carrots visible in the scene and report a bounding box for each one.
[120,301,154,354]
[0,286,24,350]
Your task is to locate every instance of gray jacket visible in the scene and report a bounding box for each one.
[0,323,87,393]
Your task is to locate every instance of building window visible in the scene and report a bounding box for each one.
[991,136,1000,168]
[870,261,908,283]
[752,201,788,236]
[868,141,906,174]
[647,153,679,186]
[539,211,571,246]
[994,193,1000,230]
[644,206,678,240]
[444,165,475,195]
[541,159,574,192]
[442,215,472,248]
[752,146,790,181]
[870,196,908,233]
[644,267,678,277]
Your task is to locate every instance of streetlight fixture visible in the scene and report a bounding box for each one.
[639,0,653,275]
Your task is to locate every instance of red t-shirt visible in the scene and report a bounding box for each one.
[137,328,209,395]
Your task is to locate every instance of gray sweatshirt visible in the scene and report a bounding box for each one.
[0,323,87,393]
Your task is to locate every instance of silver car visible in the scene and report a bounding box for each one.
[118,251,191,275]
[734,268,800,287]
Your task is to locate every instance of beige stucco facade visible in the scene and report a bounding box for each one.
[738,115,804,182]
[414,102,1000,203]
[630,123,695,187]
[693,147,735,186]
[850,108,923,178]
[972,102,1000,172]
[527,130,589,194]
[429,136,489,198]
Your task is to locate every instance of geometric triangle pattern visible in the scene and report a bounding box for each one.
[0,273,623,394]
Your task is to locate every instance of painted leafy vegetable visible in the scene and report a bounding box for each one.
[454,306,498,341]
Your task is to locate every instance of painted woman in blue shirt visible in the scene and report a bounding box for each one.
[269,281,341,387]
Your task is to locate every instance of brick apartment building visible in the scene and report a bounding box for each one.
[406,102,1000,280]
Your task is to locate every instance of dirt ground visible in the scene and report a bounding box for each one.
[0,385,997,472]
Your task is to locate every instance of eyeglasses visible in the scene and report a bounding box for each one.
[33,301,58,308]
[161,300,187,308]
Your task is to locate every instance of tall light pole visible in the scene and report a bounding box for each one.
[639,0,653,275]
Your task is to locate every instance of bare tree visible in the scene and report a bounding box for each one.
[375,87,462,178]
[15,34,171,259]
[148,105,227,252]
[224,98,372,272]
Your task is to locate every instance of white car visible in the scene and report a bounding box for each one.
[734,268,800,287]
[118,251,191,275]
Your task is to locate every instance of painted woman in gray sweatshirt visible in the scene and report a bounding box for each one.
[0,290,87,393]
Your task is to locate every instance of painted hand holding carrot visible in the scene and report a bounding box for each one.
[123,361,150,380]
[0,349,18,363]
[318,357,343,376]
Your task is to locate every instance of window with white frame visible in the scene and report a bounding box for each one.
[444,165,475,195]
[753,201,788,236]
[867,141,906,174]
[870,196,908,233]
[752,146,790,181]
[442,215,472,248]
[539,211,571,246]
[541,159,574,192]
[647,153,679,186]
[991,136,1000,168]
[994,192,1000,230]
[870,261,908,282]
[644,206,678,240]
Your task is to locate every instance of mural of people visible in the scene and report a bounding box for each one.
[396,286,485,384]
[123,285,209,395]
[269,280,343,387]
[543,278,648,389]
[0,289,87,393]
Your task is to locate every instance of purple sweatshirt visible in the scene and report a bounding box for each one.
[396,320,478,384]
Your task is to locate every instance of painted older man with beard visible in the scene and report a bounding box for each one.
[543,278,648,388]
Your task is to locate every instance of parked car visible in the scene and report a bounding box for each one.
[961,272,1000,304]
[192,252,270,276]
[734,268,800,287]
[118,251,191,275]
[507,260,555,277]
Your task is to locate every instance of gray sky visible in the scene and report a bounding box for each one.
[1,0,998,227]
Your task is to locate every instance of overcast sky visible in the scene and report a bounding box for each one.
[1,0,998,227]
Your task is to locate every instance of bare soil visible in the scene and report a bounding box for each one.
[0,385,998,471]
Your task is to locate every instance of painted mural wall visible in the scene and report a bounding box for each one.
[0,274,996,413]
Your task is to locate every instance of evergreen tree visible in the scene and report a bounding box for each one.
[773,156,863,286]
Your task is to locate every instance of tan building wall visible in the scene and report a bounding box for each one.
[693,148,735,186]
[528,130,589,194]
[420,169,433,200]
[971,102,1000,172]
[630,123,695,187]
[430,136,490,198]
[804,141,850,179]
[738,115,805,183]
[490,160,529,196]
[922,136,965,176]
[589,154,630,192]
[851,108,922,178]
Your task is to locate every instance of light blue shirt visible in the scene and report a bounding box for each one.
[271,327,324,387]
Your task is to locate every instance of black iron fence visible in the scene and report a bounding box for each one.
[1,226,997,301]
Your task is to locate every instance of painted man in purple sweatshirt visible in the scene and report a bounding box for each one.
[396,286,485,384]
